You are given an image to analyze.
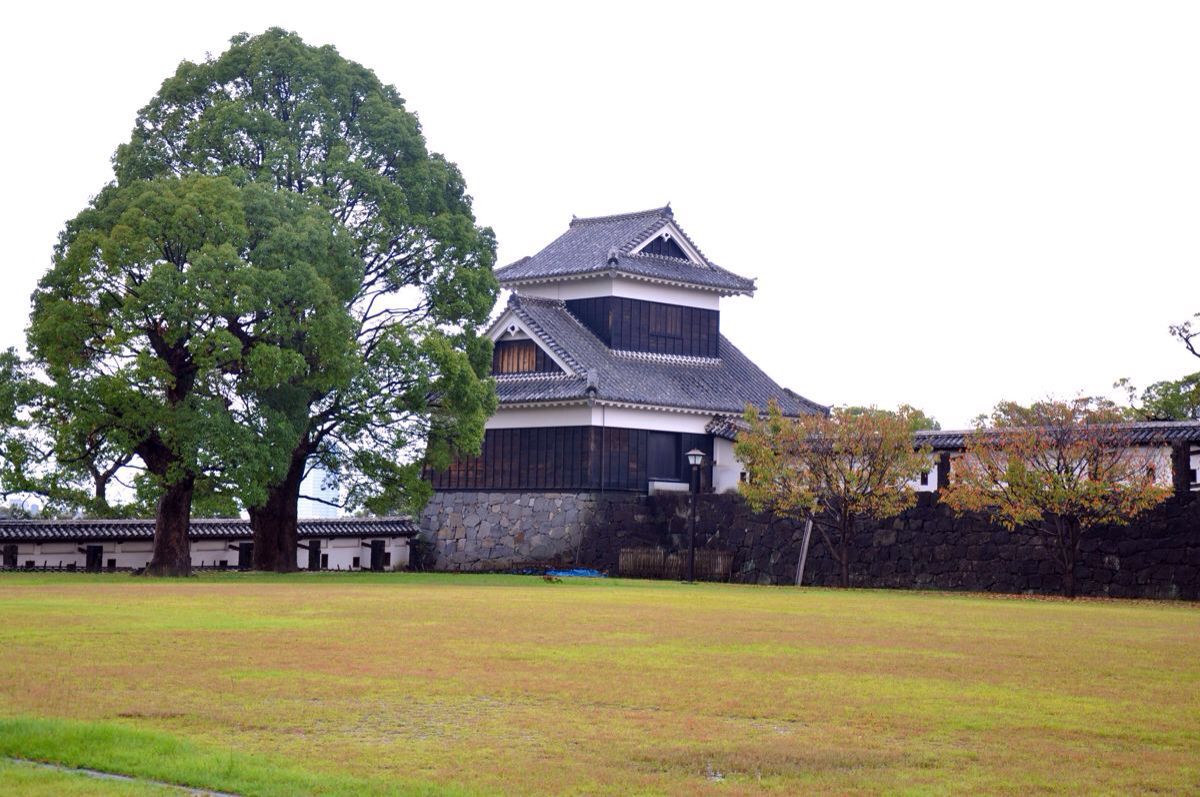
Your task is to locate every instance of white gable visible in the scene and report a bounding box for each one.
[628,221,705,264]
[486,309,577,375]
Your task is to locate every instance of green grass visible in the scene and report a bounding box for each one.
[0,572,1197,795]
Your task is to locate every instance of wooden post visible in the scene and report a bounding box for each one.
[795,517,814,586]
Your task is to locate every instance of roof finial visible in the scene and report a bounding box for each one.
[663,202,673,218]
[607,247,619,265]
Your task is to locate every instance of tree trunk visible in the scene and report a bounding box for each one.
[145,476,194,577]
[249,447,307,572]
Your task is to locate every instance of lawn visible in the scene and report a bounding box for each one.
[0,573,1196,795]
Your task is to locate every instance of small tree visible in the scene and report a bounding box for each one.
[940,398,1172,598]
[735,401,932,587]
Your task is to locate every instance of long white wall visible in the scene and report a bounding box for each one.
[3,537,410,571]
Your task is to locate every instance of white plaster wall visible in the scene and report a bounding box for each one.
[486,405,594,429]
[597,405,713,434]
[712,437,745,494]
[946,445,1178,487]
[297,538,409,571]
[517,276,722,310]
[487,404,712,434]
[6,537,409,571]
[910,459,940,493]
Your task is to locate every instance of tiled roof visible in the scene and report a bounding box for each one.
[706,416,748,441]
[0,516,418,543]
[493,295,825,417]
[914,421,1200,451]
[494,206,756,294]
[706,417,1200,448]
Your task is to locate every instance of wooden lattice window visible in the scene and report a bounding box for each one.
[493,340,538,373]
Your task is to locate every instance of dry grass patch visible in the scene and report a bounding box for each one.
[0,572,1196,795]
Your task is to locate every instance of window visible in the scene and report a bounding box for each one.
[492,340,539,374]
[919,471,930,486]
[352,556,361,569]
[647,432,680,480]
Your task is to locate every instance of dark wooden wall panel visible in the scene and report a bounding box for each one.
[565,297,719,358]
[427,426,716,493]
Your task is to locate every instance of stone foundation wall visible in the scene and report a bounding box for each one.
[421,489,1200,598]
[580,493,1200,599]
[419,491,646,570]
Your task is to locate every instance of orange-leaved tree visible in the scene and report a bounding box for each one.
[940,398,1171,598]
[735,400,932,588]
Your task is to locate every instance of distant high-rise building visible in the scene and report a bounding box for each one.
[298,466,340,519]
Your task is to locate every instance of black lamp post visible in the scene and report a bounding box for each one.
[685,448,706,583]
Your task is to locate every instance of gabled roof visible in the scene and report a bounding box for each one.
[489,294,824,417]
[0,516,418,543]
[494,206,756,295]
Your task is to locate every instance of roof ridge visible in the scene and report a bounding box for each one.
[610,349,722,366]
[624,251,712,270]
[512,294,565,308]
[569,205,671,227]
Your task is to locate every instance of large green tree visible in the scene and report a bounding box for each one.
[28,174,359,574]
[114,28,498,570]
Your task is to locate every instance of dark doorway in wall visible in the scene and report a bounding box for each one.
[2,544,16,568]
[237,543,253,570]
[84,545,103,573]
[307,541,321,571]
[369,540,386,571]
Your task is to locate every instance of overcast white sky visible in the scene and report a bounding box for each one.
[2,1,1197,428]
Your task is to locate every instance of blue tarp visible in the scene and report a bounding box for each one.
[544,568,607,578]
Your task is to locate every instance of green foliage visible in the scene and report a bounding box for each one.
[26,174,359,511]
[1115,374,1200,421]
[113,27,499,515]
[842,403,941,432]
